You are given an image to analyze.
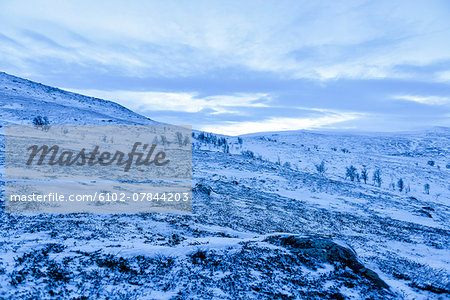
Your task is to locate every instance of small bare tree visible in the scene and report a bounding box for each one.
[424,183,430,194]
[361,168,369,184]
[315,161,327,176]
[397,178,404,192]
[345,165,357,181]
[373,169,382,187]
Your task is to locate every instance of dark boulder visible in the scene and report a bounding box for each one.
[266,235,390,290]
[193,183,213,195]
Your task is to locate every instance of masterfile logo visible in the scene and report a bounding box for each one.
[26,142,170,172]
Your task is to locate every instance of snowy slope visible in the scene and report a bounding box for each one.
[0,72,158,126]
[237,129,450,208]
[0,72,449,299]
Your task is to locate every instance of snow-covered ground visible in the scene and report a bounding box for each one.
[0,72,449,299]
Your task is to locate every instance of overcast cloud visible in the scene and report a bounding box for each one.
[0,0,449,134]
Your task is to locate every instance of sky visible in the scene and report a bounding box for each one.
[0,0,449,135]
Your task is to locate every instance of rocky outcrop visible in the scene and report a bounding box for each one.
[266,234,390,290]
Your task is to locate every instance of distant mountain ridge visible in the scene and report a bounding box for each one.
[241,126,450,138]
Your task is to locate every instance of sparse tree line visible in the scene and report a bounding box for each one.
[192,132,250,155]
[194,132,228,147]
[314,160,433,195]
[32,115,50,131]
[192,132,232,153]
[344,164,431,193]
[343,165,382,187]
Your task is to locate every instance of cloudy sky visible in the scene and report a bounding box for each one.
[1,0,449,135]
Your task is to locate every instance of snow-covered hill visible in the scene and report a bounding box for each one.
[0,72,158,126]
[0,72,449,299]
[239,129,450,207]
